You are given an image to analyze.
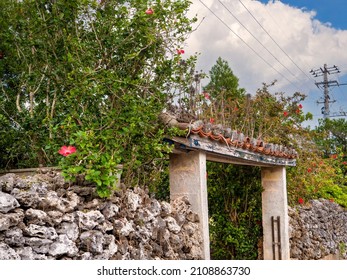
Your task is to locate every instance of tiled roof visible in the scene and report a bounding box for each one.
[189,120,297,159]
[160,112,298,160]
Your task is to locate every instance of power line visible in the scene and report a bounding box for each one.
[334,71,347,100]
[310,64,347,118]
[260,0,323,94]
[238,0,316,85]
[218,0,298,80]
[198,0,299,90]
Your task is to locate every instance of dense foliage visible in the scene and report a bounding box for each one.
[196,57,347,259]
[1,1,346,260]
[207,163,262,260]
[0,0,196,197]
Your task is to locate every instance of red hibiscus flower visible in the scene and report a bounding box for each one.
[296,109,301,114]
[58,146,77,157]
[298,197,304,204]
[283,111,289,117]
[307,167,312,173]
[298,104,303,109]
[203,92,210,99]
[145,8,154,15]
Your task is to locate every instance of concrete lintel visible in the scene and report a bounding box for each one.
[169,151,210,260]
[169,136,296,167]
[261,167,290,260]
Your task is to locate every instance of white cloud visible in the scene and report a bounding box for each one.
[186,0,347,95]
[185,0,347,126]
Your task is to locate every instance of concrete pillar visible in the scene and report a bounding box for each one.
[169,151,210,260]
[261,167,290,260]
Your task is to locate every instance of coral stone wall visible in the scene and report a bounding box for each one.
[289,199,347,260]
[2,172,347,260]
[0,172,202,260]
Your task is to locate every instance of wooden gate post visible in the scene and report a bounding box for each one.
[169,151,210,259]
[261,167,290,260]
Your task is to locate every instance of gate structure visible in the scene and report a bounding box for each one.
[164,116,297,260]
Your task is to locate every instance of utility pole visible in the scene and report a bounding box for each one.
[310,64,340,119]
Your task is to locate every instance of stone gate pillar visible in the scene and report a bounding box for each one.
[169,151,210,259]
[261,167,290,260]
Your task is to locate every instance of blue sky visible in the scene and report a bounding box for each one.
[262,0,347,125]
[268,0,347,30]
[187,0,347,128]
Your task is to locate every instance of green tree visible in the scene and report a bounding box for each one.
[0,0,197,196]
[204,57,245,100]
[199,57,246,126]
[315,118,347,156]
[311,118,347,196]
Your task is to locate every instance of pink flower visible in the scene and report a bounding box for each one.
[298,104,303,109]
[145,8,154,15]
[58,146,77,157]
[283,111,289,117]
[177,49,185,55]
[203,91,210,99]
[298,198,304,204]
[343,161,347,165]
[209,118,215,124]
